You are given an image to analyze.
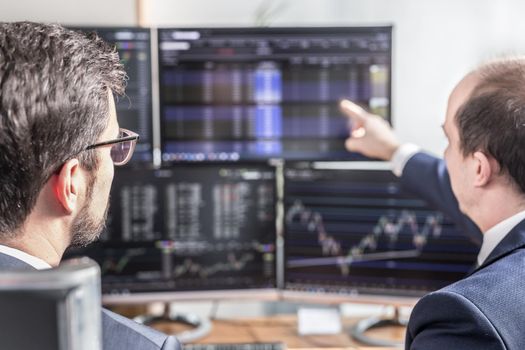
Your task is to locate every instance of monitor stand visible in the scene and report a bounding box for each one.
[134,302,212,343]
[350,306,407,348]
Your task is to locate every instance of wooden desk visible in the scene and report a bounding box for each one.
[147,314,405,350]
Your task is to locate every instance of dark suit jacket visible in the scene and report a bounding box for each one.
[0,252,181,350]
[402,152,525,350]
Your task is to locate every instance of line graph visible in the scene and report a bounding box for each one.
[156,240,274,254]
[173,253,255,279]
[101,248,148,274]
[286,200,443,275]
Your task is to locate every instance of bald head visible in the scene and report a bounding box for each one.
[446,71,480,128]
[453,57,525,193]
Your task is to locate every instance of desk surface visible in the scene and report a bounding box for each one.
[148,314,405,350]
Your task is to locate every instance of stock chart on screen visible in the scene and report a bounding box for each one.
[284,164,479,297]
[69,165,276,296]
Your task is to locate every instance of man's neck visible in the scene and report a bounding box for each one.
[471,188,525,233]
[2,222,69,267]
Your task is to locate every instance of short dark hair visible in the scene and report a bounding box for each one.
[456,57,525,193]
[0,22,126,237]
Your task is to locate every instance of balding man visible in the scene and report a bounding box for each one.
[341,58,525,349]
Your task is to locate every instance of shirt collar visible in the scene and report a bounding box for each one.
[478,209,525,266]
[0,244,52,270]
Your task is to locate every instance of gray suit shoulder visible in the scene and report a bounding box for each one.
[0,253,35,270]
[102,308,181,350]
[0,252,181,350]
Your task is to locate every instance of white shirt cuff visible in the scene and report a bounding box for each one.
[391,143,421,177]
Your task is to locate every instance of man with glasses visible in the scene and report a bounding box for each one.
[0,22,179,349]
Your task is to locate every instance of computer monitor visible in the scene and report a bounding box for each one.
[158,27,392,163]
[67,165,277,303]
[72,27,154,164]
[282,162,479,302]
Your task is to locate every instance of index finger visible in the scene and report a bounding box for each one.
[341,99,369,125]
[340,99,367,120]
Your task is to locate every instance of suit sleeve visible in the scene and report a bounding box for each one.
[400,152,482,245]
[406,291,505,350]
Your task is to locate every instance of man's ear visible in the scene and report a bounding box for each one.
[472,151,498,187]
[53,159,83,214]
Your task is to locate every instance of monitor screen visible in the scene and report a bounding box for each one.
[283,163,478,299]
[158,27,392,163]
[67,165,277,300]
[72,27,154,164]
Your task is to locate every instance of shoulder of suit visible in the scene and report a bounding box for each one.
[102,308,181,350]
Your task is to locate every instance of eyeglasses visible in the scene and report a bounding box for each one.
[85,128,139,166]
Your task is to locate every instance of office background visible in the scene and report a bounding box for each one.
[2,0,524,156]
[1,0,523,321]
